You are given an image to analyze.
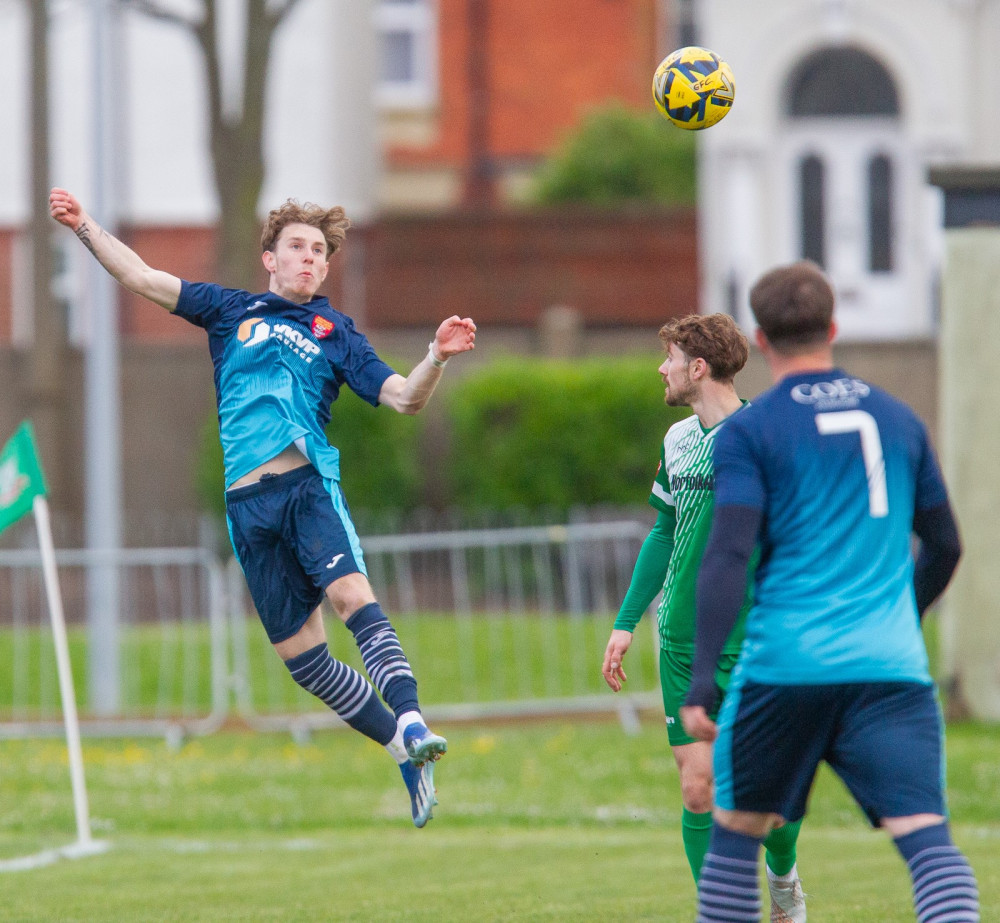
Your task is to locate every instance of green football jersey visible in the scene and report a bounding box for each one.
[650,409,751,653]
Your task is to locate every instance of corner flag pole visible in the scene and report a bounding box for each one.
[0,422,105,862]
[31,492,94,848]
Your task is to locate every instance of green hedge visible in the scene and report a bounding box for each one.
[530,103,697,207]
[441,357,690,513]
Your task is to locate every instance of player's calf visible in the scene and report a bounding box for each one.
[895,823,979,922]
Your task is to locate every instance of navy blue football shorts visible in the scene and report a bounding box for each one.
[225,465,368,644]
[712,679,947,826]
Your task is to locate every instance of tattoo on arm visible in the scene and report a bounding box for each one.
[75,221,97,256]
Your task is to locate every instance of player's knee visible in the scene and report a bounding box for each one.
[326,573,376,620]
[679,773,713,812]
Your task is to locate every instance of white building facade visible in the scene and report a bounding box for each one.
[696,0,1000,340]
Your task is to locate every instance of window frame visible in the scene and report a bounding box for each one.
[375,0,438,110]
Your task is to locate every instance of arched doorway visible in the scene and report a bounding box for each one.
[777,46,923,338]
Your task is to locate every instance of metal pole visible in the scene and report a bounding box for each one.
[85,0,122,715]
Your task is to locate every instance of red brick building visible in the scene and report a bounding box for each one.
[381,0,668,209]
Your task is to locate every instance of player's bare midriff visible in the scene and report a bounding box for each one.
[230,443,310,489]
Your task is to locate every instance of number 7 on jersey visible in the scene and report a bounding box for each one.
[815,410,888,518]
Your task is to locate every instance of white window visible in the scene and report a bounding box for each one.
[375,0,437,109]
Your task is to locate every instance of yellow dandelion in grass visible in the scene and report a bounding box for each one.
[470,735,497,755]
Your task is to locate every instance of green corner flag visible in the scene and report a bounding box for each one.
[0,421,48,535]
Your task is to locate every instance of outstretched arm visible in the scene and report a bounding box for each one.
[49,187,181,312]
[378,315,476,414]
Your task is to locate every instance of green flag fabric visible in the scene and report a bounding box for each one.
[0,421,48,534]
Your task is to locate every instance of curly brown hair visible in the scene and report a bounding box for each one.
[749,261,834,353]
[658,313,749,383]
[260,199,351,258]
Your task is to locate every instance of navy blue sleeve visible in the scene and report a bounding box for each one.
[173,281,243,333]
[712,415,767,512]
[337,316,396,406]
[912,501,962,618]
[685,504,761,710]
[913,422,949,511]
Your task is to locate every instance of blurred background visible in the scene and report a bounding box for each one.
[0,0,998,728]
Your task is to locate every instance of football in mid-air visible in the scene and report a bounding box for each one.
[652,46,735,130]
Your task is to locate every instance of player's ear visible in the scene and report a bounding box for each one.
[262,250,276,274]
[827,321,838,344]
[754,328,769,354]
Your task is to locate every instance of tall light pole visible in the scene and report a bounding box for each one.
[86,0,122,715]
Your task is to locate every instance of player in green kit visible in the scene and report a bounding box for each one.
[601,314,807,922]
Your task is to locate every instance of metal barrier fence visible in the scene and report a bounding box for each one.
[230,521,661,736]
[0,547,227,740]
[0,522,661,739]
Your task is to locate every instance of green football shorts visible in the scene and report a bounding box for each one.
[660,646,740,747]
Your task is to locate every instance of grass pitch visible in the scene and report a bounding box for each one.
[0,720,997,921]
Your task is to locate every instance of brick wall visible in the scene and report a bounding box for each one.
[387,0,664,188]
[16,208,699,341]
[363,208,699,328]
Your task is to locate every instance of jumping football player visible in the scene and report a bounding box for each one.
[51,187,476,828]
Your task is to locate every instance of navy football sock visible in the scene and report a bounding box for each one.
[894,822,980,922]
[696,824,763,922]
[284,643,396,745]
[345,602,420,719]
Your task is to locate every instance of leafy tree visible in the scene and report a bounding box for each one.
[532,103,697,207]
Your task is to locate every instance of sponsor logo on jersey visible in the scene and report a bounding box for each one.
[237,318,321,363]
[312,315,334,338]
[790,378,870,407]
[670,472,715,492]
[237,317,270,346]
[273,323,321,360]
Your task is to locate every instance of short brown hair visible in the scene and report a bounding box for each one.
[749,261,834,352]
[260,199,351,258]
[658,313,749,383]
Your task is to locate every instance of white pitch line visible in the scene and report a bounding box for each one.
[0,839,110,873]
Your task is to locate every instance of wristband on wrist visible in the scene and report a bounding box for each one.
[428,342,448,368]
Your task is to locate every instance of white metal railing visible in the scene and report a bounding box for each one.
[0,521,661,739]
[230,521,661,735]
[0,547,227,740]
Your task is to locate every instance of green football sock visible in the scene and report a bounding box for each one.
[763,817,802,877]
[681,808,714,882]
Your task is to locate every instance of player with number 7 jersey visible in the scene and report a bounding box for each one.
[707,369,943,686]
[683,261,975,923]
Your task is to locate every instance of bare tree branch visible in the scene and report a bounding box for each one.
[119,0,202,31]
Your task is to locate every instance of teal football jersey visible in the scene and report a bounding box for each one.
[175,283,395,488]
